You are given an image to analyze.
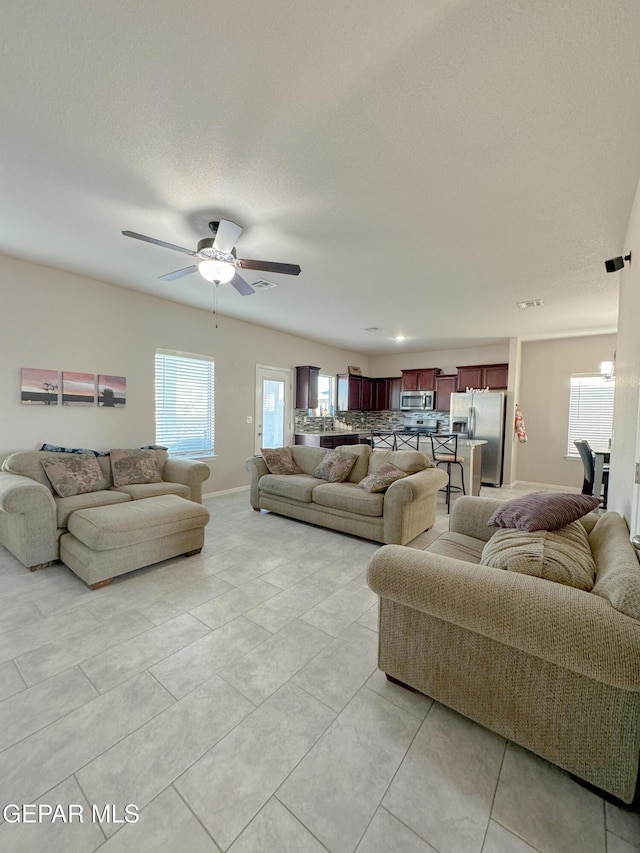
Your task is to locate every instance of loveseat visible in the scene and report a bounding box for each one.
[367,494,640,803]
[0,447,210,570]
[246,444,448,545]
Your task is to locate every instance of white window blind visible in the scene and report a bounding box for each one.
[155,350,215,458]
[567,374,614,456]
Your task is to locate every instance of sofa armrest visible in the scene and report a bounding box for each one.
[245,455,269,509]
[162,458,210,503]
[0,472,58,567]
[385,467,449,506]
[367,545,640,690]
[448,495,504,541]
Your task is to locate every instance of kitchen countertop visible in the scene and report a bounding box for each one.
[295,431,487,447]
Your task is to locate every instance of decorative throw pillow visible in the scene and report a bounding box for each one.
[261,447,303,475]
[487,492,600,532]
[358,463,408,493]
[110,448,163,487]
[480,522,596,590]
[312,450,357,483]
[39,443,109,456]
[41,452,107,498]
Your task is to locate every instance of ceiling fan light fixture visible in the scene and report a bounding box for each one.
[198,259,235,284]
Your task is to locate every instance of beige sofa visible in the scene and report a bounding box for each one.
[0,448,210,570]
[367,495,640,803]
[246,444,448,545]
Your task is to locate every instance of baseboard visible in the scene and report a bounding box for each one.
[509,480,580,492]
[203,485,250,501]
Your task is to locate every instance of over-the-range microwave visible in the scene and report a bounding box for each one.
[400,391,435,411]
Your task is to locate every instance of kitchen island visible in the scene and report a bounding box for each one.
[294,431,371,449]
[423,438,486,497]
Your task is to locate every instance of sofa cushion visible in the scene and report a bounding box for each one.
[259,473,327,503]
[480,522,596,590]
[590,512,640,619]
[110,449,163,487]
[291,446,330,475]
[336,444,371,483]
[41,452,107,498]
[368,450,432,475]
[112,482,190,501]
[425,532,486,564]
[312,450,357,483]
[358,463,408,493]
[312,482,384,517]
[54,490,132,528]
[487,492,600,532]
[261,447,302,474]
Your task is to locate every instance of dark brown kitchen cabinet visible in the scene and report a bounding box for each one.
[360,377,373,411]
[295,366,320,409]
[372,378,390,411]
[435,374,457,411]
[388,377,402,411]
[456,364,508,391]
[401,368,441,391]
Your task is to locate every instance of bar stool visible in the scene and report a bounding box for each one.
[395,431,420,450]
[430,434,466,513]
[371,431,397,450]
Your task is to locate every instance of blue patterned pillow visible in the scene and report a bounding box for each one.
[39,443,109,456]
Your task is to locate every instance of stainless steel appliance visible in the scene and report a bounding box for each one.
[400,391,434,411]
[450,391,506,486]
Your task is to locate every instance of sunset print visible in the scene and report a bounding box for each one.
[21,368,59,405]
[62,372,95,406]
[98,374,126,407]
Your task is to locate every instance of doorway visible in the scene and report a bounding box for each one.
[255,365,294,454]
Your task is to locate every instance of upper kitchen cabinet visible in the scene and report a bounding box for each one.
[295,365,320,409]
[435,374,457,411]
[401,368,441,391]
[337,373,361,410]
[456,363,508,391]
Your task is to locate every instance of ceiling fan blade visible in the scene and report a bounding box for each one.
[122,231,196,256]
[158,266,199,281]
[213,219,243,254]
[236,258,301,276]
[231,273,255,296]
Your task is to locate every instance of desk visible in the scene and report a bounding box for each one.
[593,448,610,506]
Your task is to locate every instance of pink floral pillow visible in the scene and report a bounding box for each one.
[358,463,408,493]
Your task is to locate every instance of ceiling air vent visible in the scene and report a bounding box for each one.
[363,326,383,332]
[252,280,278,291]
[517,299,544,309]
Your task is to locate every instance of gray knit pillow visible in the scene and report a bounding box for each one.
[487,492,599,532]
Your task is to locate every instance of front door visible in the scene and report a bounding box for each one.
[255,366,294,454]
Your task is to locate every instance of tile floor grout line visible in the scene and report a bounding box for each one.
[271,795,335,853]
[72,771,110,847]
[170,782,226,852]
[478,737,508,852]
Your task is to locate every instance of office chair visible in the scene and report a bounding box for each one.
[574,439,609,507]
[430,434,466,513]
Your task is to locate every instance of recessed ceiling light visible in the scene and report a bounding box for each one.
[517,299,543,309]
[393,335,406,341]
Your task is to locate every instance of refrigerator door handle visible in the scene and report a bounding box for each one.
[469,406,475,438]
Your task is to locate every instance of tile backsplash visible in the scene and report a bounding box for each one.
[295,410,404,433]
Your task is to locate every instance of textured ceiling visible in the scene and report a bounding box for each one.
[1,0,639,355]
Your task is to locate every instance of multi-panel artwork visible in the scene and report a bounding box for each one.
[20,369,126,407]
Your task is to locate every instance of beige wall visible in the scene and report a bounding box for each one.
[368,342,510,378]
[0,254,369,493]
[515,334,617,488]
[609,176,640,526]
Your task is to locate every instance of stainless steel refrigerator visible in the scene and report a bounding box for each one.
[450,391,506,486]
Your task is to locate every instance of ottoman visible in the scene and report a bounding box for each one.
[60,494,210,588]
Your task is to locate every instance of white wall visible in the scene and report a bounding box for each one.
[368,342,510,378]
[609,177,640,525]
[515,334,617,488]
[0,254,369,493]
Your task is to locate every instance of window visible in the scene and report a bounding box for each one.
[155,350,215,458]
[566,374,614,457]
[317,374,335,415]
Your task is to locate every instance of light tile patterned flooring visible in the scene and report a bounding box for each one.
[0,484,638,853]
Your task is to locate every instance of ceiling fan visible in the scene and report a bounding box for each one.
[122,219,301,296]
